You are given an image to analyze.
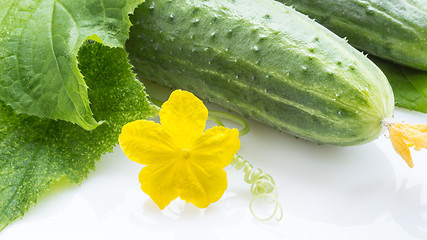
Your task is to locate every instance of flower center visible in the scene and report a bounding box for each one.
[180,148,191,160]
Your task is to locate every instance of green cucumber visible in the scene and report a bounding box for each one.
[126,0,394,145]
[277,0,427,71]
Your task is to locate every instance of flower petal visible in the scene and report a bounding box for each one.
[179,164,228,208]
[160,90,208,148]
[139,162,181,209]
[191,126,241,168]
[119,120,177,165]
[175,126,240,208]
[389,123,413,168]
[389,123,427,168]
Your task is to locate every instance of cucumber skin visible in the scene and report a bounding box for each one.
[126,0,394,146]
[278,0,427,71]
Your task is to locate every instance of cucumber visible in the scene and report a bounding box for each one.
[126,0,394,146]
[277,0,427,71]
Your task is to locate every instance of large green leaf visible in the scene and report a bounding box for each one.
[0,41,158,231]
[371,57,427,113]
[0,0,143,130]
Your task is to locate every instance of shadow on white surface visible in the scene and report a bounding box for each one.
[391,179,427,239]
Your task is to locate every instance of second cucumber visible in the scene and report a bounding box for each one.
[278,0,427,71]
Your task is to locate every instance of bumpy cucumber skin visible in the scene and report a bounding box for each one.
[126,0,394,146]
[279,0,427,71]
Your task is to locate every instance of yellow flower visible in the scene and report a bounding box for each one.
[119,90,240,209]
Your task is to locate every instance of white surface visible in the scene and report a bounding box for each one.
[2,85,427,240]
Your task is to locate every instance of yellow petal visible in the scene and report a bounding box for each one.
[389,123,427,168]
[119,120,178,165]
[179,164,228,208]
[159,90,208,148]
[191,126,241,168]
[174,126,240,208]
[389,124,413,168]
[412,124,427,132]
[139,162,181,209]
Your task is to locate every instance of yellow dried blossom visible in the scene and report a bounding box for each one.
[389,123,427,168]
[119,90,240,209]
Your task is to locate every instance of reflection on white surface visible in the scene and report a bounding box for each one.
[2,84,427,239]
[391,179,427,239]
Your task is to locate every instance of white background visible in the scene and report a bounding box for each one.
[2,83,427,240]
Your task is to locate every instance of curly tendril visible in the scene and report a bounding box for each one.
[208,112,282,221]
[231,154,283,221]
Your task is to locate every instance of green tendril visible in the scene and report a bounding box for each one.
[207,115,224,127]
[231,154,283,221]
[208,110,250,136]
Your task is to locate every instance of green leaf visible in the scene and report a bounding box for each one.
[0,0,144,130]
[0,41,158,231]
[371,57,427,113]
